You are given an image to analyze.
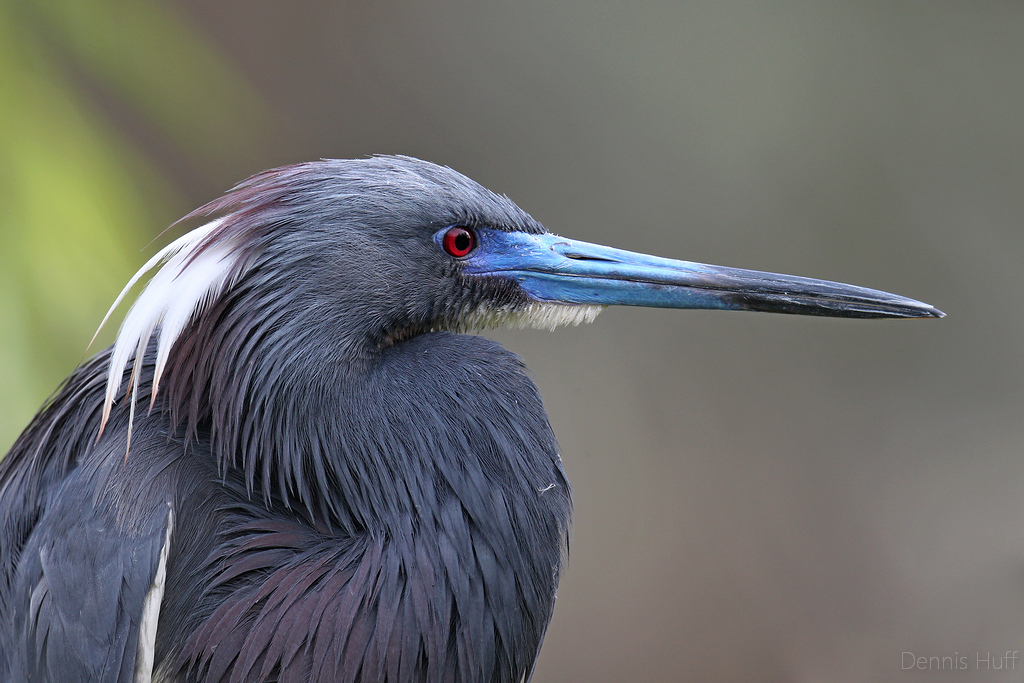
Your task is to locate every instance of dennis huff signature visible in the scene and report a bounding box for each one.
[902,651,1019,671]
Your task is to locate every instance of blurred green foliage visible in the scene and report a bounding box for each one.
[0,0,264,451]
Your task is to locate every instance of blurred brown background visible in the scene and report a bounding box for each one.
[2,1,1021,681]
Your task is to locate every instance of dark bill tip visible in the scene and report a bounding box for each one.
[459,228,945,321]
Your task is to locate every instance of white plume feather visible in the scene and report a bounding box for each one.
[96,219,245,441]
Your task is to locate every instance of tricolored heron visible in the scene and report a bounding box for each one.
[0,156,942,682]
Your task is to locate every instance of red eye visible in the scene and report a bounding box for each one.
[442,226,475,257]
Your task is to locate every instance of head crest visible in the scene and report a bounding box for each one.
[95,218,250,447]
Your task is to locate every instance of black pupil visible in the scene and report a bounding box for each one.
[453,231,471,252]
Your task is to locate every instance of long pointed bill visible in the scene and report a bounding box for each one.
[460,229,944,319]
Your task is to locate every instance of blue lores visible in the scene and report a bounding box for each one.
[450,226,943,318]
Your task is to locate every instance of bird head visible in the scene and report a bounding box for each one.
[98,155,942,439]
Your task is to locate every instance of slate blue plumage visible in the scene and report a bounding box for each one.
[0,157,941,682]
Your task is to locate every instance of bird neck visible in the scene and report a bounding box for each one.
[166,320,570,541]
